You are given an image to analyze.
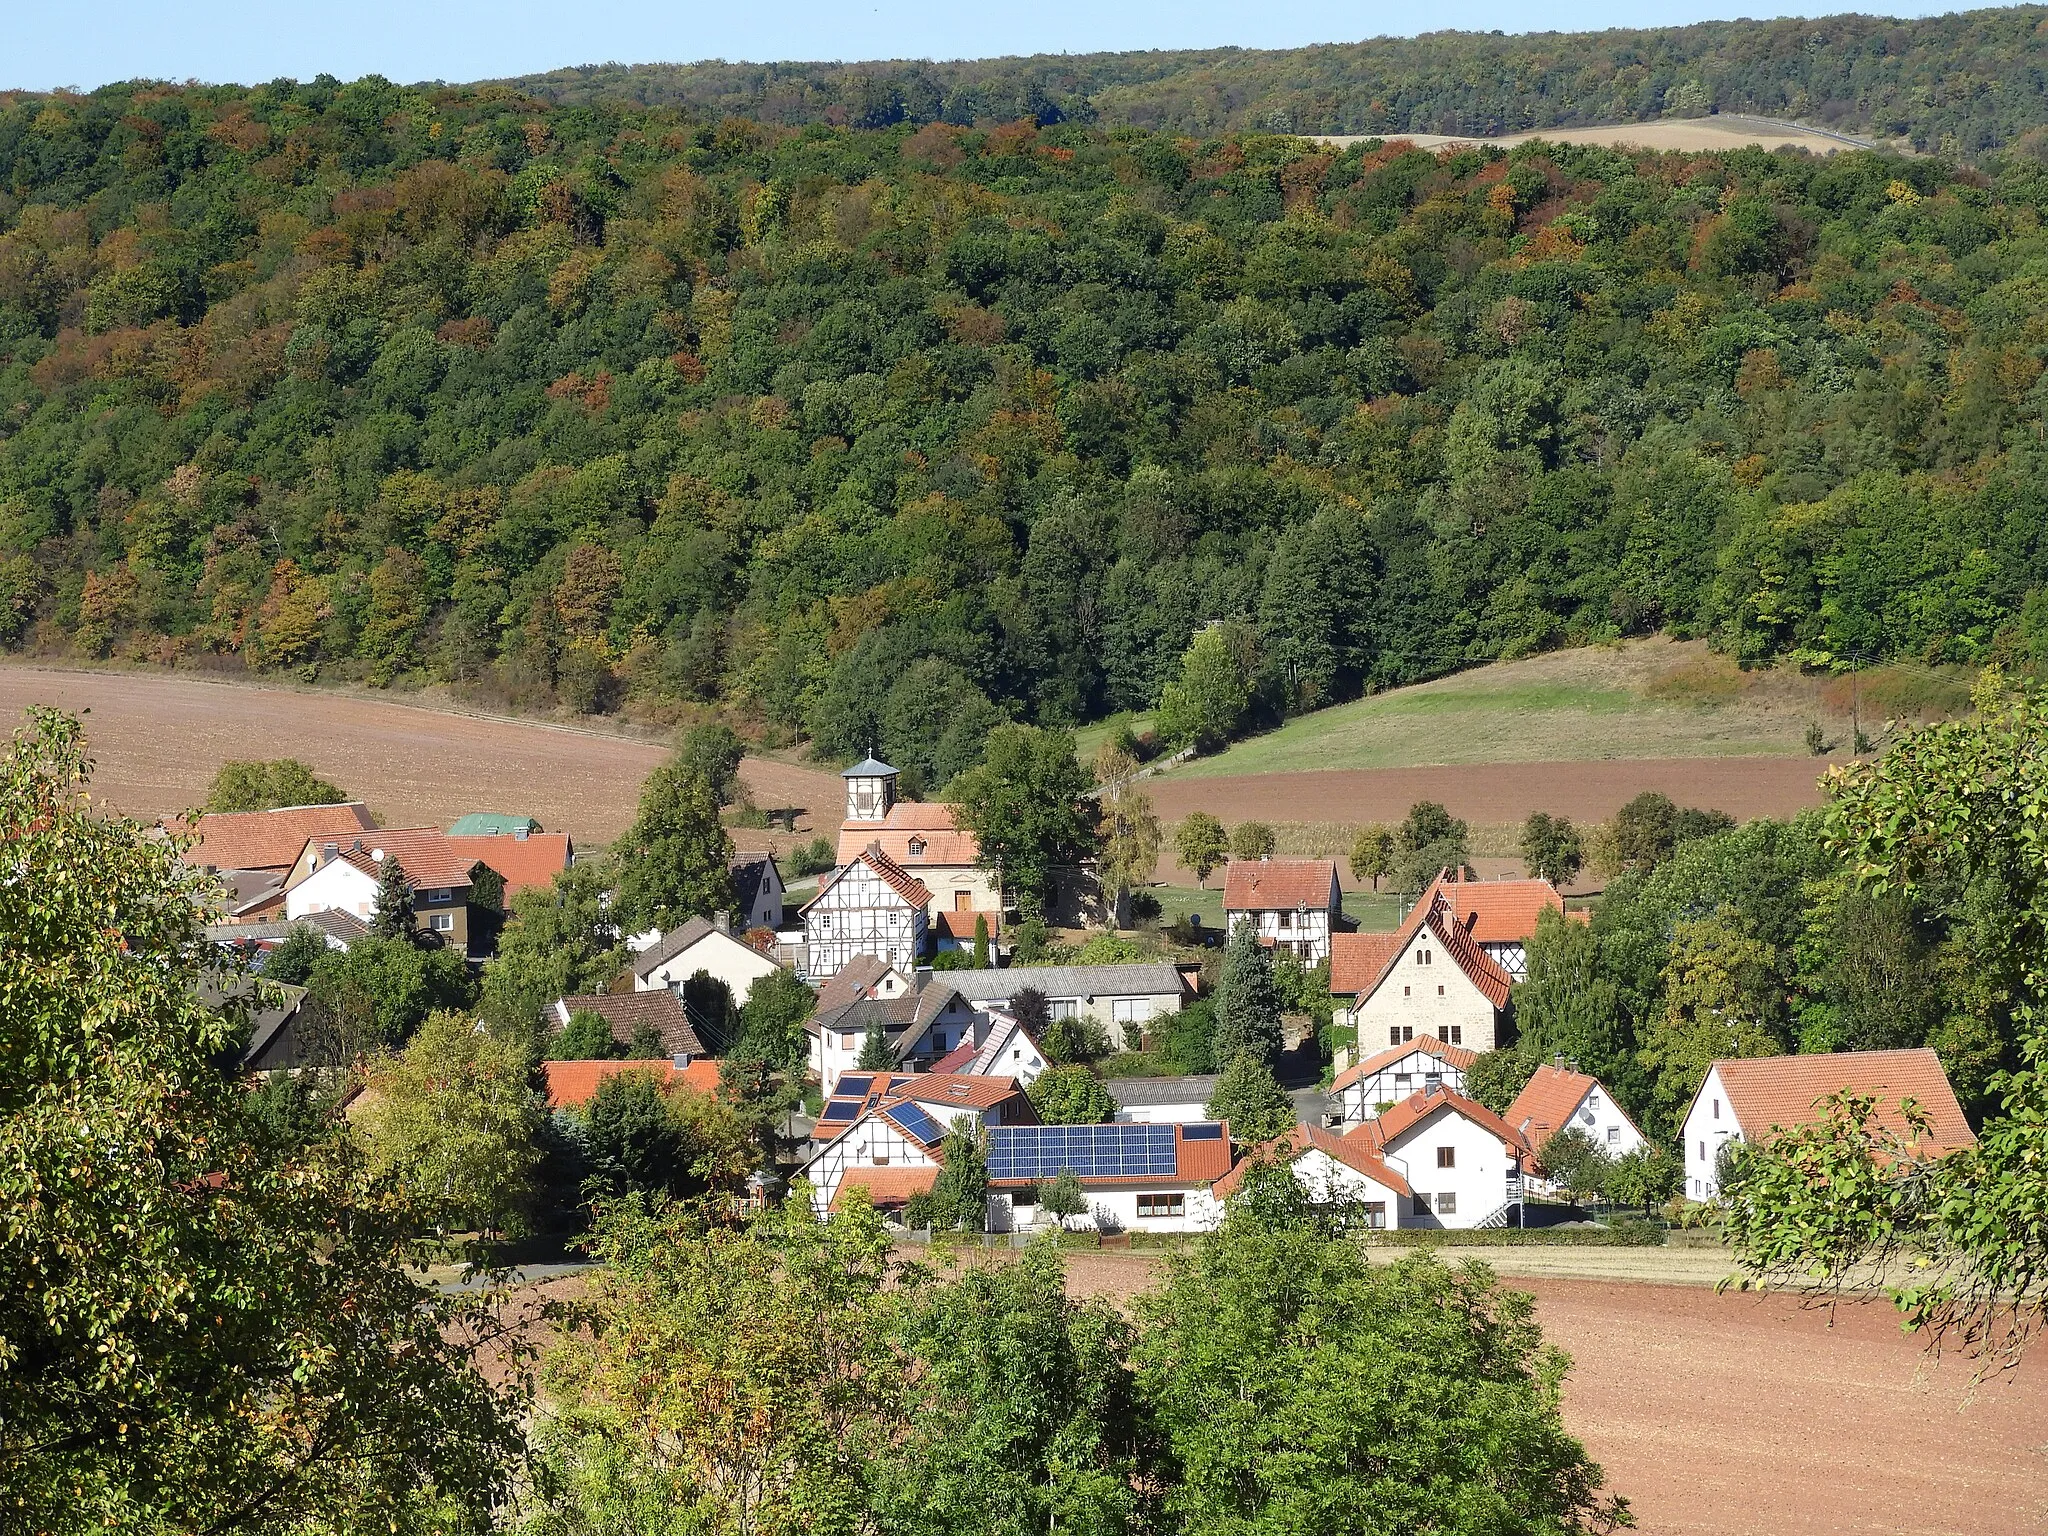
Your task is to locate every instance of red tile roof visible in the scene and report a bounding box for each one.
[836,799,982,868]
[1221,858,1340,912]
[1330,932,1401,994]
[1331,1035,1480,1092]
[542,1058,722,1109]
[1709,1049,1975,1157]
[898,1073,1030,1113]
[1505,1065,1641,1150]
[1353,1085,1534,1160]
[1211,1123,1413,1200]
[936,908,1001,940]
[180,802,375,873]
[297,826,571,902]
[1175,1122,1236,1182]
[1441,876,1565,944]
[831,1165,939,1210]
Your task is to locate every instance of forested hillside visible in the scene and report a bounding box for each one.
[5,79,2048,780]
[511,7,2048,156]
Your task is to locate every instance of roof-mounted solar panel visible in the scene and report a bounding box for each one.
[821,1101,861,1122]
[837,1075,872,1096]
[888,1103,943,1144]
[1180,1123,1224,1140]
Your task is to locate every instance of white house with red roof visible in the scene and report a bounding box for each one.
[801,842,932,979]
[1222,857,1343,962]
[1212,1123,1413,1228]
[801,1072,1034,1215]
[1330,1036,1480,1126]
[1506,1063,1647,1173]
[836,757,1004,951]
[1681,1048,1975,1201]
[1344,1085,1536,1228]
[282,825,571,958]
[984,1121,1236,1235]
[1336,881,1517,1053]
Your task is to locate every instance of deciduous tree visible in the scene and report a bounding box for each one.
[1175,811,1230,887]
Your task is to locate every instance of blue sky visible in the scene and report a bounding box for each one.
[11,0,1954,94]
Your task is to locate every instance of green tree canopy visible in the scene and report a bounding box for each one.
[613,761,737,934]
[352,1009,544,1237]
[0,710,522,1533]
[203,757,348,813]
[1520,811,1585,888]
[1214,919,1283,1067]
[1131,1205,1624,1533]
[1028,1064,1119,1124]
[1176,812,1230,887]
[1205,1051,1296,1145]
[479,861,626,1038]
[1393,801,1471,891]
[947,723,1098,912]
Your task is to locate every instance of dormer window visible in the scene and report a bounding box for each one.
[908,837,926,857]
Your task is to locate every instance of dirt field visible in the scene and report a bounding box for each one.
[1142,755,1830,883]
[0,664,840,846]
[1316,115,1873,156]
[939,1247,2048,1536]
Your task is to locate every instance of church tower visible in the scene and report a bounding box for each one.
[841,756,898,824]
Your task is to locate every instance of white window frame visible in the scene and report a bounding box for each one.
[430,913,455,933]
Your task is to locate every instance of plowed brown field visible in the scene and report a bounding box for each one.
[964,1247,2048,1536]
[0,665,840,846]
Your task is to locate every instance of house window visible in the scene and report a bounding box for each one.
[843,1034,858,1049]
[1436,1146,1455,1168]
[1394,1073,1412,1091]
[1436,1192,1457,1215]
[1606,1126,1620,1144]
[1412,1194,1432,1217]
[1436,985,1444,996]
[908,837,926,856]
[1012,1185,1036,1206]
[1443,1026,1462,1045]
[1713,1098,1720,1120]
[1403,986,1411,998]
[819,915,833,933]
[1361,1202,1387,1228]
[1137,1193,1185,1218]
[1277,910,1292,929]
[430,913,455,933]
[1698,1141,1705,1161]
[1049,999,1078,1020]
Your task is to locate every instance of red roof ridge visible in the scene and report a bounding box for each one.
[1332,1034,1480,1092]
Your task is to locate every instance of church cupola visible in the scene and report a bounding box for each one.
[841,756,898,823]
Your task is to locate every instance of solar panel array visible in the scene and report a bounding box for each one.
[836,1075,873,1097]
[988,1124,1179,1181]
[821,1101,861,1122]
[887,1103,943,1144]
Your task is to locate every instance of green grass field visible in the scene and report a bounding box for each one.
[1165,641,1828,779]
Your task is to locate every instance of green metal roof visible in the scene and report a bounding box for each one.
[448,812,542,836]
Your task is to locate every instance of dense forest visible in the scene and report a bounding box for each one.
[6,78,2048,775]
[508,8,2048,156]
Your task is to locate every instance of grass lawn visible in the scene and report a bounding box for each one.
[1072,711,1154,764]
[1161,638,1828,779]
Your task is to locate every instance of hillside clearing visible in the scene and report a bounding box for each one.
[1161,638,1969,780]
[1315,115,1874,155]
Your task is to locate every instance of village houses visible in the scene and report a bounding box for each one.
[1682,1048,1974,1200]
[179,800,377,923]
[631,912,785,1006]
[1222,856,1342,962]
[1507,1063,1648,1169]
[282,824,572,959]
[1329,873,1575,1055]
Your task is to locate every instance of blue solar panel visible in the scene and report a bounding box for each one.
[1181,1123,1224,1140]
[837,1075,873,1096]
[987,1124,1178,1181]
[821,1101,860,1122]
[888,1103,943,1144]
